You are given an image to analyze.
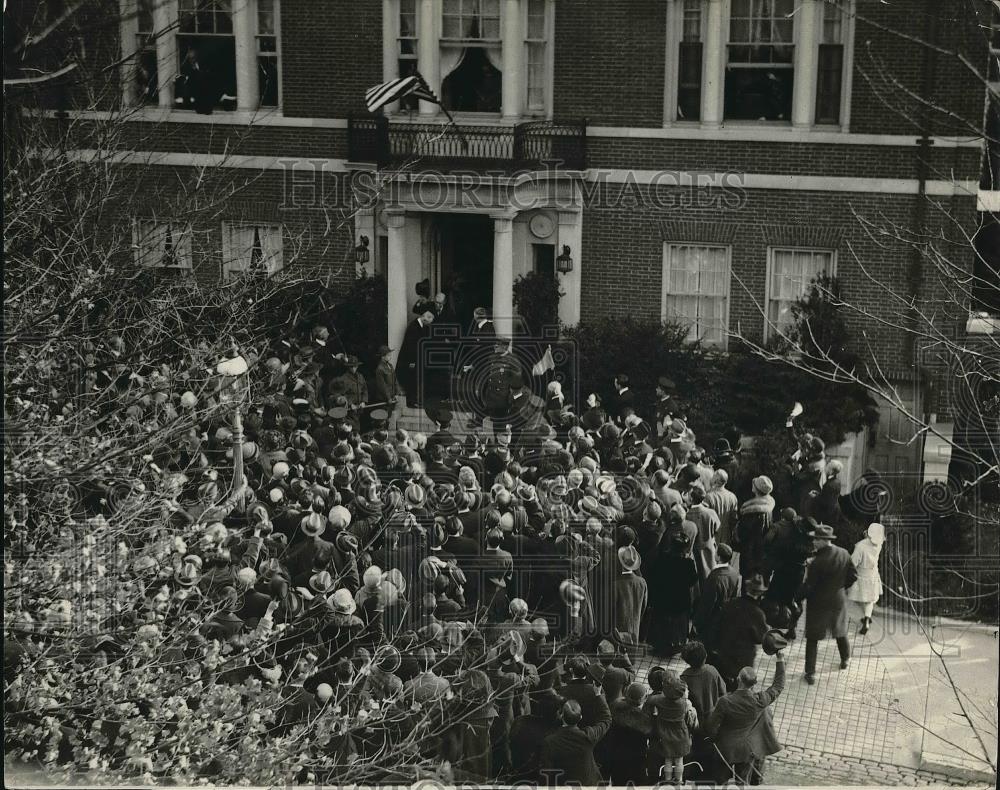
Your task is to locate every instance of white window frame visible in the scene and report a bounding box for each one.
[441,0,502,43]
[120,0,283,113]
[723,0,797,123]
[254,0,281,109]
[815,0,855,128]
[663,0,855,130]
[523,0,554,117]
[764,246,836,339]
[664,0,705,124]
[133,219,194,272]
[221,222,284,280]
[661,242,732,349]
[382,0,553,119]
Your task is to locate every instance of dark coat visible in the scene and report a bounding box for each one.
[703,659,785,762]
[736,495,775,579]
[558,679,609,728]
[373,359,400,405]
[713,596,768,683]
[800,543,858,640]
[397,318,430,398]
[539,708,612,786]
[510,713,560,781]
[680,663,726,725]
[693,564,741,648]
[599,699,652,784]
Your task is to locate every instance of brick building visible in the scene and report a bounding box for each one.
[24,0,995,477]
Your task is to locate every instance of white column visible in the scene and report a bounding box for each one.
[233,0,257,111]
[120,0,139,106]
[501,0,523,120]
[383,0,400,113]
[701,0,724,128]
[492,212,516,338]
[153,0,177,109]
[792,0,820,128]
[557,209,582,327]
[417,0,439,116]
[387,209,409,363]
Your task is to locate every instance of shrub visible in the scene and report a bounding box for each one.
[512,271,563,335]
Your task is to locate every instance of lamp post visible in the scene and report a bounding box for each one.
[216,351,250,495]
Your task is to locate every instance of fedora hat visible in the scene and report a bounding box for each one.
[812,524,836,540]
[328,588,357,615]
[617,545,641,572]
[744,573,769,596]
[300,512,325,538]
[762,628,789,656]
[376,344,393,357]
[309,570,334,595]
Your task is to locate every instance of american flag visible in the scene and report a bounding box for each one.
[365,73,439,113]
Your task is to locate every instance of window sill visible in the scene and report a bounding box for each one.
[386,112,550,127]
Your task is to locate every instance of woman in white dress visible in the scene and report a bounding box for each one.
[847,522,885,635]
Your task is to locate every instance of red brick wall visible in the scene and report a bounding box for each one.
[578,184,975,370]
[849,0,991,137]
[552,0,666,127]
[115,164,355,293]
[281,0,382,119]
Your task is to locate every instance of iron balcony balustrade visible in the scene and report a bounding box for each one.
[348,116,587,171]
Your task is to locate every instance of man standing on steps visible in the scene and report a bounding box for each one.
[799,523,858,685]
[372,344,401,423]
[397,310,434,408]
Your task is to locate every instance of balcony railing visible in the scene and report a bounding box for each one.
[348,116,587,171]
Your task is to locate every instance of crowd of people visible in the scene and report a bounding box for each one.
[3,301,889,786]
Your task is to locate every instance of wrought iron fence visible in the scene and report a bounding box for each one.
[348,116,587,171]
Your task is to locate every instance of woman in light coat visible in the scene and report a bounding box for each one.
[847,522,885,635]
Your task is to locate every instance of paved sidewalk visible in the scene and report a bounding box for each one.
[632,603,997,785]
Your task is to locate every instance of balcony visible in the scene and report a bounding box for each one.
[348,116,587,171]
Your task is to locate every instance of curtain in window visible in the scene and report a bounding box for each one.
[136,221,192,268]
[768,249,829,332]
[441,46,467,79]
[225,224,282,279]
[664,245,728,345]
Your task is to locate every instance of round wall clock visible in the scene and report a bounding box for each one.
[529,213,555,239]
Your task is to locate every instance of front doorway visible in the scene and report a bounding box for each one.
[431,213,494,335]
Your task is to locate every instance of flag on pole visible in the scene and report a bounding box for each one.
[364,71,469,151]
[532,345,556,376]
[365,73,439,113]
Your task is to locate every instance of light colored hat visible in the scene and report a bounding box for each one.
[867,522,886,546]
[617,545,641,571]
[327,505,352,530]
[300,512,325,537]
[752,475,774,496]
[328,588,357,615]
[309,570,334,595]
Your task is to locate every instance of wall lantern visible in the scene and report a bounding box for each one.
[556,244,574,274]
[354,235,371,266]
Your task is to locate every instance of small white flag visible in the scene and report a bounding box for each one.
[532,345,555,376]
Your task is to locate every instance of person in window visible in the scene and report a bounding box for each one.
[176,47,215,114]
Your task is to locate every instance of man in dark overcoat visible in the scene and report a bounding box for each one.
[798,524,857,684]
[397,311,435,408]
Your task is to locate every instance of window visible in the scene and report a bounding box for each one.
[767,248,834,336]
[135,0,158,104]
[398,0,419,110]
[725,0,795,121]
[442,0,500,40]
[815,1,845,124]
[256,0,279,107]
[677,0,703,120]
[134,220,194,273]
[441,0,502,112]
[662,244,730,347]
[533,243,555,279]
[222,223,283,280]
[176,0,236,113]
[524,0,548,113]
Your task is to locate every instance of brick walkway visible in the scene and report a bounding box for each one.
[628,609,993,786]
